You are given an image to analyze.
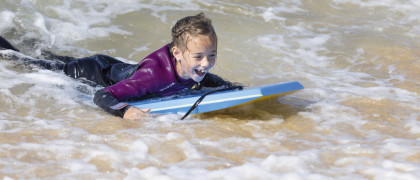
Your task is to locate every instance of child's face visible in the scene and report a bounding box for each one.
[174,35,217,82]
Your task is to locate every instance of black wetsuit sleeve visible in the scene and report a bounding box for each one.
[93,89,131,117]
[0,36,19,51]
[199,73,242,88]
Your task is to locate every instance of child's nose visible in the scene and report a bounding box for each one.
[201,56,210,67]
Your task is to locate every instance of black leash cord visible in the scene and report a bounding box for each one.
[180,86,243,120]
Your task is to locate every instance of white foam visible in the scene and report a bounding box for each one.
[2,0,420,179]
[260,152,319,174]
[3,176,14,180]
[24,70,69,86]
[0,11,16,32]
[207,163,280,179]
[258,1,304,22]
[256,33,332,69]
[126,167,172,180]
[127,139,149,160]
[261,7,287,22]
[332,0,420,9]
[176,140,201,159]
[362,164,420,180]
[405,114,420,134]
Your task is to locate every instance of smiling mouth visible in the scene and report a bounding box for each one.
[195,69,207,76]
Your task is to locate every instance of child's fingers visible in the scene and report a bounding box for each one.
[142,108,151,113]
[123,107,150,119]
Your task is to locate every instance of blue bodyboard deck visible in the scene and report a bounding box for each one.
[127,81,303,115]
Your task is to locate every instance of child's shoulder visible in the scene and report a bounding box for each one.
[132,44,176,78]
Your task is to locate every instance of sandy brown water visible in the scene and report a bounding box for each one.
[1,0,419,179]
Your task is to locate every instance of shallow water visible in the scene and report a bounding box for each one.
[1,0,419,179]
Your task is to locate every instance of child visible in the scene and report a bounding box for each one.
[0,13,236,119]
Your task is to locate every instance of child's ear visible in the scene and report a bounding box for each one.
[171,46,182,61]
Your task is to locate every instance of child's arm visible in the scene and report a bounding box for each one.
[93,89,149,119]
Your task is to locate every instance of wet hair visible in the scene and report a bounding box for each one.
[171,12,217,52]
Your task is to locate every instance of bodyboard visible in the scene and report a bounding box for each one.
[127,81,304,115]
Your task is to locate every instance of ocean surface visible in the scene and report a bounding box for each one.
[1,0,419,179]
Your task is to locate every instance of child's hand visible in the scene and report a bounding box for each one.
[123,107,151,119]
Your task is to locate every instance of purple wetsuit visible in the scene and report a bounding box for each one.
[104,44,196,101]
